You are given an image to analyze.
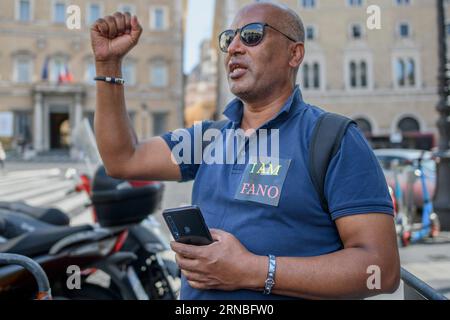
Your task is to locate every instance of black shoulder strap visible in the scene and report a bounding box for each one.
[308,113,356,213]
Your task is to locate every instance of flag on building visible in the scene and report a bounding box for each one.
[41,56,49,81]
[58,63,74,84]
[65,64,74,83]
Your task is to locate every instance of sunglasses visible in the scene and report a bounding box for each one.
[219,22,298,53]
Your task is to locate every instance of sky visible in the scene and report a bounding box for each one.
[184,0,215,74]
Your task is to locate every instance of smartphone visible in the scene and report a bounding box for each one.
[162,205,213,246]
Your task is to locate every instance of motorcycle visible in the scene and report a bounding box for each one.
[0,208,133,299]
[0,171,178,300]
[0,118,180,299]
[70,118,180,299]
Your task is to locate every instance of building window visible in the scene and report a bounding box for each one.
[150,7,168,31]
[407,59,415,86]
[354,118,372,135]
[14,111,32,144]
[49,56,67,82]
[87,3,101,26]
[398,117,420,133]
[85,61,96,85]
[153,112,168,135]
[303,64,310,89]
[313,63,320,88]
[396,0,410,5]
[302,62,321,90]
[348,60,368,89]
[350,61,357,87]
[395,57,416,87]
[17,0,32,22]
[300,0,316,8]
[360,61,367,87]
[53,1,66,23]
[348,0,363,6]
[150,62,168,87]
[396,59,405,86]
[118,4,136,15]
[14,57,32,83]
[351,23,363,39]
[122,61,136,86]
[306,26,316,41]
[399,23,410,38]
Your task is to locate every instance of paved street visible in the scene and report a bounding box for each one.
[1,161,449,299]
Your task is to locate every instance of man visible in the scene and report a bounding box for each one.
[90,2,400,300]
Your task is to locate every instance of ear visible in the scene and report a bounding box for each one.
[289,42,305,69]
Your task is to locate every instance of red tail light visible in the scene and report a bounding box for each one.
[112,230,129,253]
[128,180,158,188]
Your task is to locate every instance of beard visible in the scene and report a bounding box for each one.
[228,73,264,102]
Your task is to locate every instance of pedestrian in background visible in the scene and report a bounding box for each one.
[0,141,6,171]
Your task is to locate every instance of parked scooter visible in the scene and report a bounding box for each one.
[402,152,441,246]
[0,172,178,300]
[0,118,180,299]
[392,153,441,247]
[1,169,180,299]
[389,160,409,243]
[85,165,180,299]
[70,118,180,299]
[0,210,132,299]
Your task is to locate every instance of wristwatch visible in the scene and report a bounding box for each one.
[263,255,276,295]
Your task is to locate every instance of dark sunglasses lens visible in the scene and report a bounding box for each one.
[219,30,236,52]
[241,23,264,46]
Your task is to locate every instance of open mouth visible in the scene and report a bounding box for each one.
[229,63,248,80]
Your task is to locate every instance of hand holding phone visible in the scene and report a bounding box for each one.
[163,205,213,246]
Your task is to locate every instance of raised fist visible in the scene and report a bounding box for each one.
[90,12,143,63]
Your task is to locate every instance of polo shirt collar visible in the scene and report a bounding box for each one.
[222,86,303,126]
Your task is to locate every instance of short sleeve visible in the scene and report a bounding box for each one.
[160,121,213,182]
[324,124,394,221]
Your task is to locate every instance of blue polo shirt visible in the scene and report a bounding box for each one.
[161,86,393,300]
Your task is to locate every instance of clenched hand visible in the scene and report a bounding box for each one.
[90,12,143,63]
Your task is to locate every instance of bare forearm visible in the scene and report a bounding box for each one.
[246,248,399,300]
[94,61,137,174]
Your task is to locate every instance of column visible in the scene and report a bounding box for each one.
[70,93,83,159]
[74,93,83,130]
[33,92,44,152]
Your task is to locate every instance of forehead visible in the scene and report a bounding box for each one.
[230,6,277,29]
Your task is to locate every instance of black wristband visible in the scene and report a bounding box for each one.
[94,76,125,85]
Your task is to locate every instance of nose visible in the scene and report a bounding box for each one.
[227,32,245,55]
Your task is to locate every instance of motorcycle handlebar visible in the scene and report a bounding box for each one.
[0,253,52,300]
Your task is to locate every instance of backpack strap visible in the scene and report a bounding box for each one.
[308,113,356,214]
